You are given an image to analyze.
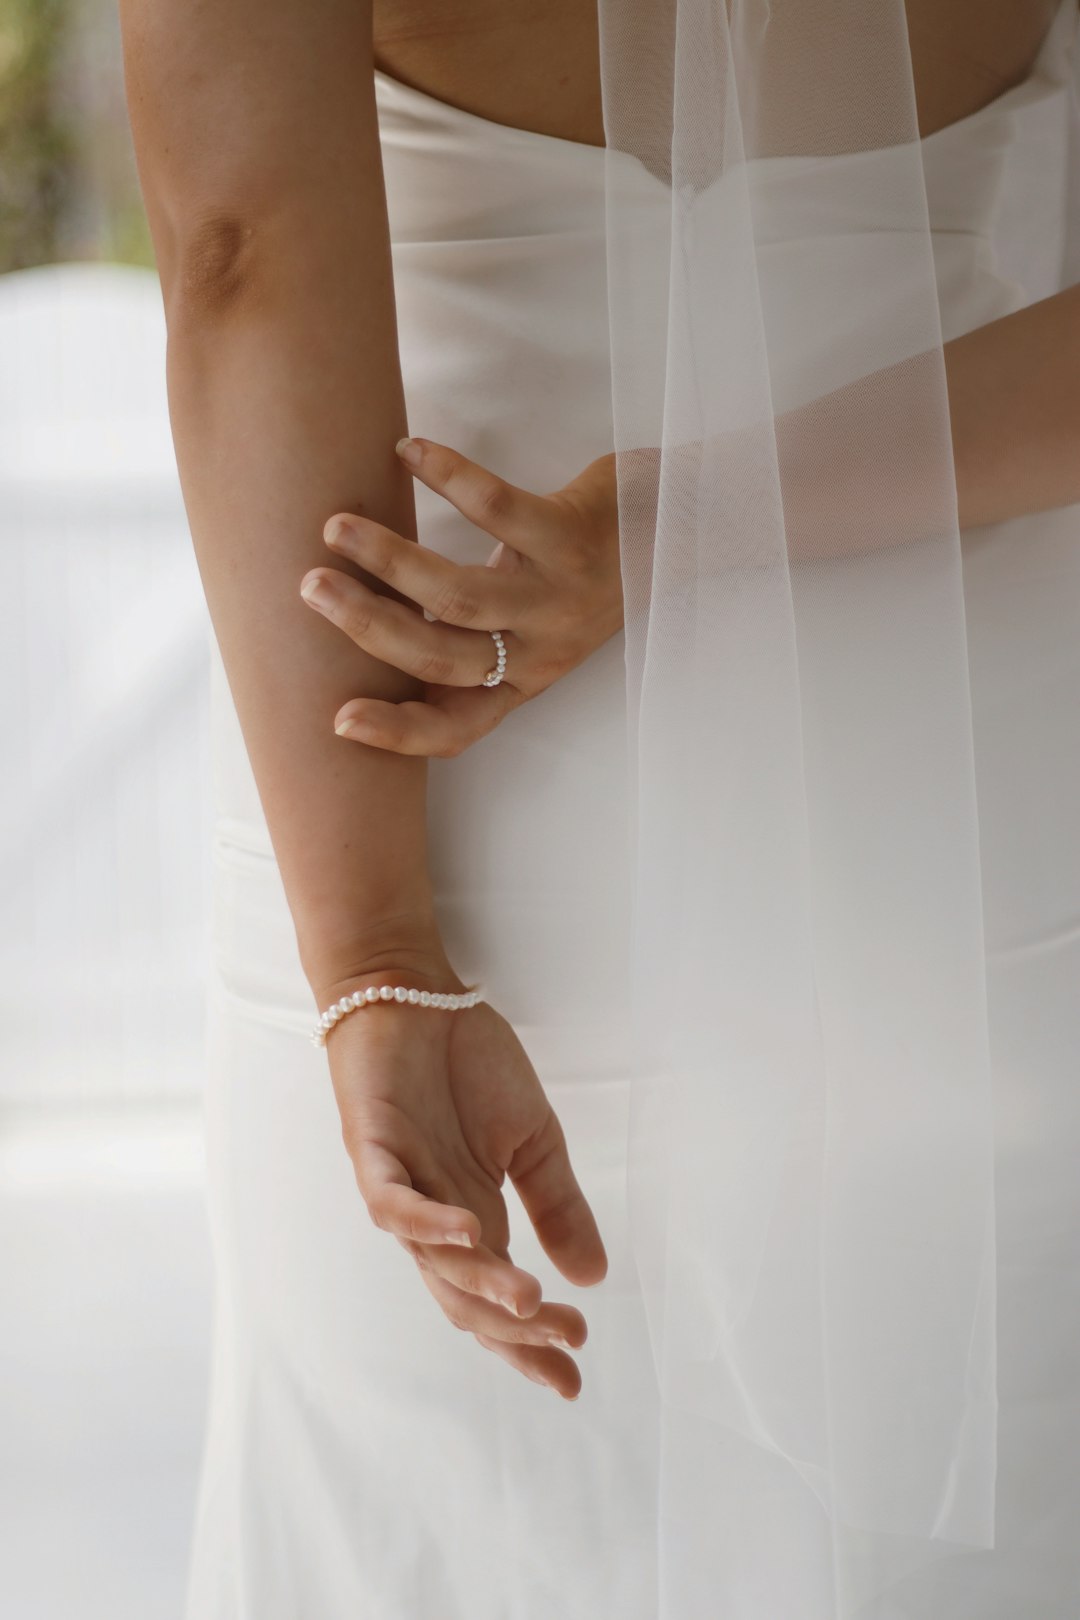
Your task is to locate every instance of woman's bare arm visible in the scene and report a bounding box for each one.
[286,282,1080,758]
[117,0,445,1003]
[770,283,1080,562]
[948,282,1080,531]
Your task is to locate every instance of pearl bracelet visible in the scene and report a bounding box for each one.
[310,983,484,1047]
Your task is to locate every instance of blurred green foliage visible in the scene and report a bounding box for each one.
[0,0,154,273]
[0,0,73,268]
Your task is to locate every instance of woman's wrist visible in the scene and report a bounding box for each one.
[302,912,467,1013]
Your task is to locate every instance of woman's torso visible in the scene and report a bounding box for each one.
[363,0,1080,1080]
[371,0,1064,149]
[210,0,1079,1071]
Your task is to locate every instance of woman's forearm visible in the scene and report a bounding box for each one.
[947,282,1080,530]
[771,283,1080,562]
[164,272,443,997]
[118,0,445,1001]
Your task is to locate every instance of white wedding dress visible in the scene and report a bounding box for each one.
[184,4,1080,1614]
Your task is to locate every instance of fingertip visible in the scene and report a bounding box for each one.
[555,1239,609,1290]
[514,1282,544,1319]
[449,1209,481,1247]
[334,702,376,735]
[396,436,425,469]
[323,514,355,546]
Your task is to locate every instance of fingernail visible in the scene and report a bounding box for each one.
[335,716,361,737]
[549,1335,574,1352]
[498,1293,522,1316]
[396,436,422,468]
[445,1230,474,1247]
[324,517,353,547]
[301,574,332,606]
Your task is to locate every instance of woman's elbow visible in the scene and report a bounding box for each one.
[165,209,264,319]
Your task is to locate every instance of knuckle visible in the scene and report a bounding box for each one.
[341,599,373,641]
[476,478,510,525]
[364,535,397,580]
[443,1305,471,1333]
[426,448,458,488]
[431,581,480,626]
[366,1199,387,1232]
[415,646,457,684]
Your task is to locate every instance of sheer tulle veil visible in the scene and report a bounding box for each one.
[596,0,1080,1612]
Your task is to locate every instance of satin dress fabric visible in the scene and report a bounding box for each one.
[183,10,1080,1614]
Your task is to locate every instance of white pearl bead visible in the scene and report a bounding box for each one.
[313,983,487,1042]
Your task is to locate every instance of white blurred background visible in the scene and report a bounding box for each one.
[1,3,217,1604]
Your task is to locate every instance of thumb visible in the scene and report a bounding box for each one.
[508,1107,608,1287]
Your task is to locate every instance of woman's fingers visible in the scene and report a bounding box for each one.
[474,1332,583,1401]
[333,686,522,757]
[508,1110,609,1288]
[353,1141,589,1369]
[417,1266,587,1357]
[301,567,522,689]
[322,513,528,629]
[350,1138,482,1248]
[395,436,575,565]
[403,1237,544,1319]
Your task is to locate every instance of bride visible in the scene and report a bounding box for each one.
[117,0,1080,1614]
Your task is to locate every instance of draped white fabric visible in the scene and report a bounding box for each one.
[598,1,1080,1611]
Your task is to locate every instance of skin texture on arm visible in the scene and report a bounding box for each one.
[116,0,440,1004]
[774,284,1080,564]
[116,0,610,1399]
[947,281,1080,531]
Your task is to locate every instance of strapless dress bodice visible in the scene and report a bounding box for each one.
[375,0,1076,278]
[374,0,1076,431]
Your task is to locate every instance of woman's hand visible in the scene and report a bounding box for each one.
[316,961,609,1400]
[299,438,622,757]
